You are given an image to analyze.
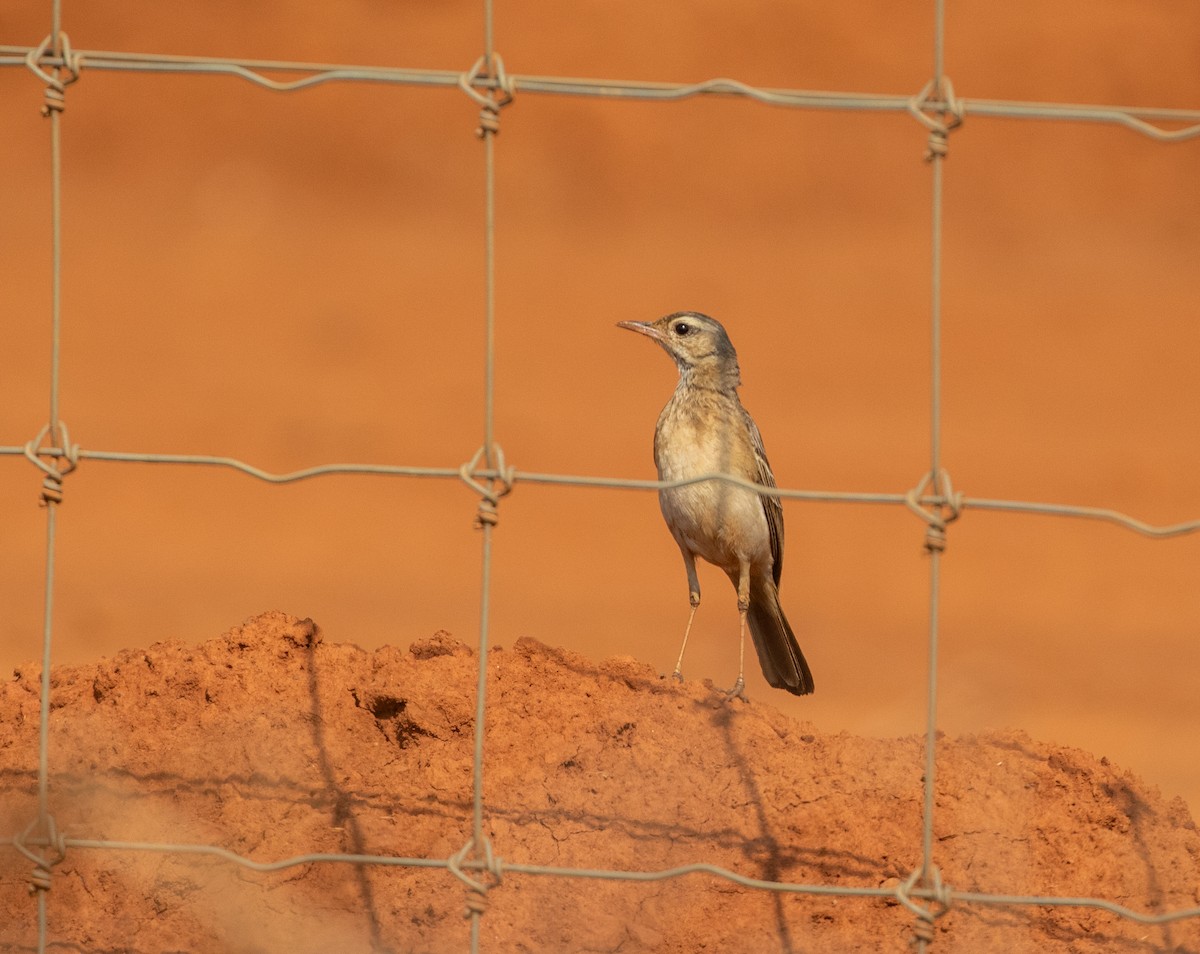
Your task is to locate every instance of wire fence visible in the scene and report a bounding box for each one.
[4,2,1200,952]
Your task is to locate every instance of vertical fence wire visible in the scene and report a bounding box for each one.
[469,3,500,951]
[32,6,66,953]
[909,4,957,947]
[920,0,948,892]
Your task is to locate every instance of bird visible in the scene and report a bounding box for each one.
[617,311,814,698]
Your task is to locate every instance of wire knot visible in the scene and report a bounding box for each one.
[896,865,952,946]
[447,836,503,919]
[908,76,963,162]
[24,423,80,507]
[904,469,963,553]
[13,814,67,896]
[459,444,515,529]
[25,33,83,117]
[458,54,515,138]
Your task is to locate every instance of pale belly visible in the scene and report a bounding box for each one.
[654,404,771,573]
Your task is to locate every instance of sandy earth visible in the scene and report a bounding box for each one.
[2,611,1198,953]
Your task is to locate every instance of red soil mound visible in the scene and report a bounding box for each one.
[2,611,1197,952]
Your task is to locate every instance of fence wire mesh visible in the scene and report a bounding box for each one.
[3,2,1200,952]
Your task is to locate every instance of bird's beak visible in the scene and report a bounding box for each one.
[616,320,664,343]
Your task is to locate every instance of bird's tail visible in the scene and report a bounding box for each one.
[747,575,815,696]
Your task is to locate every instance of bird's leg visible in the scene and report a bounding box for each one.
[672,551,702,682]
[722,562,751,702]
[672,598,699,682]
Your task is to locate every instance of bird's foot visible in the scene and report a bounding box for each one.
[670,669,684,684]
[721,676,747,703]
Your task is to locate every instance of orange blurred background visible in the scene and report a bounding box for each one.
[2,3,1198,810]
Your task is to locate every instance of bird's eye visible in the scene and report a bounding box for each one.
[673,322,691,336]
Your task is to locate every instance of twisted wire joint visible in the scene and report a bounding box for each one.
[448,836,503,918]
[908,76,964,161]
[897,864,953,946]
[459,444,516,528]
[13,814,67,895]
[458,53,515,137]
[24,423,80,507]
[24,32,83,116]
[905,469,963,553]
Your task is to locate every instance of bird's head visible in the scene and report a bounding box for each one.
[617,311,741,389]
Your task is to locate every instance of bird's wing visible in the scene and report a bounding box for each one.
[743,408,785,586]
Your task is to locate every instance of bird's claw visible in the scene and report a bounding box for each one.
[670,669,684,683]
[721,676,747,703]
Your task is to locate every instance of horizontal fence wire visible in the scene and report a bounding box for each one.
[5,834,1200,926]
[3,5,1200,952]
[4,444,1200,539]
[3,44,1200,139]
